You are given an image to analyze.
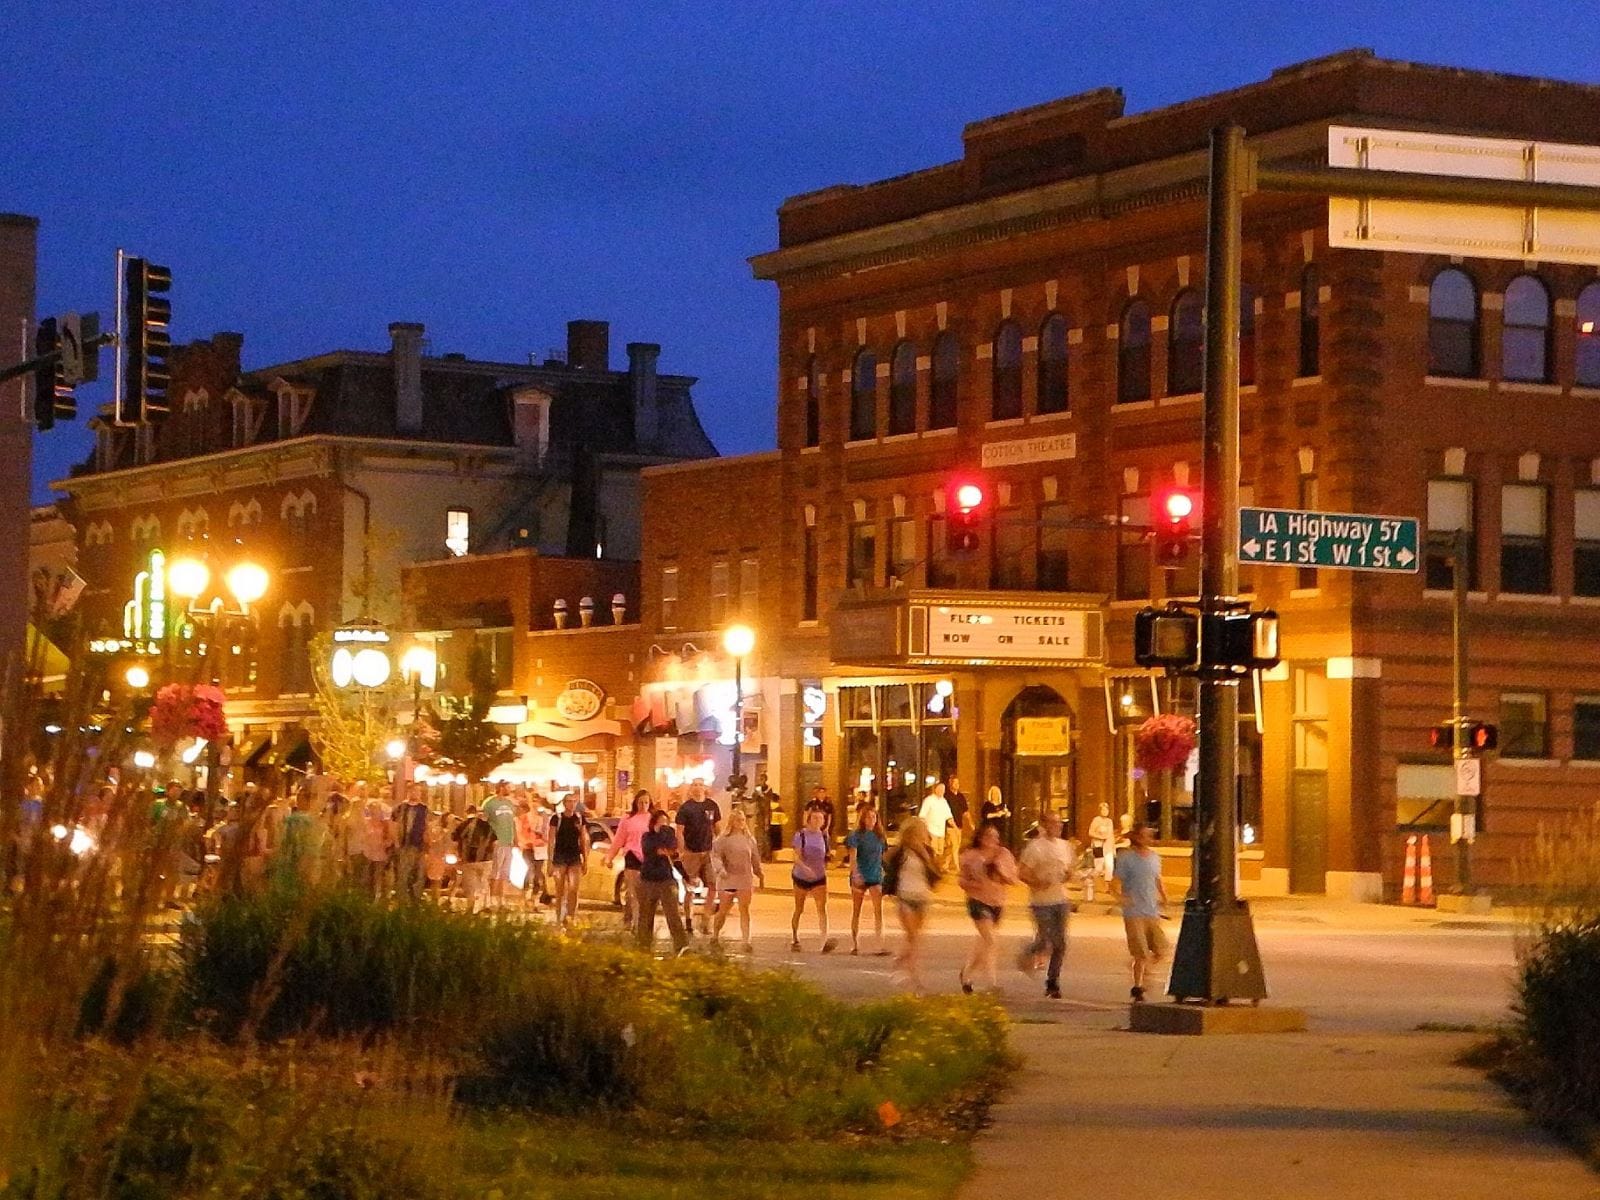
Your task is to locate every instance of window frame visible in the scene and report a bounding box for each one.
[800,529,818,622]
[1118,299,1152,404]
[1037,501,1070,590]
[802,356,821,447]
[1239,284,1257,387]
[1500,481,1551,595]
[1427,268,1480,379]
[887,340,917,435]
[989,506,1029,590]
[1576,487,1600,598]
[1298,264,1320,378]
[990,321,1023,421]
[1425,478,1478,591]
[1501,273,1552,384]
[1574,695,1600,760]
[1577,283,1600,388]
[849,349,877,442]
[1499,691,1549,759]
[660,564,680,631]
[1167,290,1203,396]
[929,333,959,429]
[926,515,957,589]
[708,559,730,625]
[1117,493,1151,600]
[445,508,471,558]
[846,520,878,590]
[1036,314,1069,414]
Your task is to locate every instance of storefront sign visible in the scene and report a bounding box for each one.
[656,736,679,763]
[555,678,605,721]
[980,432,1076,470]
[1014,716,1072,756]
[924,604,1097,662]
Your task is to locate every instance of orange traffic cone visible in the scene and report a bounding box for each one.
[1417,835,1435,905]
[1401,834,1418,905]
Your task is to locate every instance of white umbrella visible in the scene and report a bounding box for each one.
[484,745,584,788]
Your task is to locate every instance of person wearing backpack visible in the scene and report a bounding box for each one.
[789,807,836,953]
[883,816,940,991]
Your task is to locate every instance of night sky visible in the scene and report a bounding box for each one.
[9,2,1599,504]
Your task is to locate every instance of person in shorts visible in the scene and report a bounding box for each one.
[883,816,940,991]
[957,822,1017,994]
[789,807,835,953]
[675,783,722,934]
[844,805,889,955]
[548,791,590,927]
[1113,822,1169,1003]
[711,808,764,950]
[482,784,519,909]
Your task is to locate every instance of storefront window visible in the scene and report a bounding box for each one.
[839,682,957,829]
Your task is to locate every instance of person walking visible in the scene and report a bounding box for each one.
[1017,811,1075,999]
[675,782,722,935]
[978,785,1011,838]
[1112,823,1169,1003]
[804,787,835,859]
[392,785,432,901]
[606,790,654,930]
[789,807,835,953]
[636,809,689,954]
[884,816,940,992]
[844,805,889,955]
[957,822,1018,994]
[548,791,590,927]
[919,782,955,867]
[1088,802,1117,887]
[946,776,971,868]
[482,784,518,909]
[711,808,763,950]
[452,804,497,914]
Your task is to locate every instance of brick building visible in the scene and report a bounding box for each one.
[638,50,1600,896]
[55,316,714,768]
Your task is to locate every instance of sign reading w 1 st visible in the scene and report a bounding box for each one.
[1239,506,1420,574]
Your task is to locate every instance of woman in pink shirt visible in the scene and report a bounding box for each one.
[606,790,654,931]
[957,823,1018,994]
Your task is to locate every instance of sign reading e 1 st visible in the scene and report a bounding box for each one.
[1239,507,1420,574]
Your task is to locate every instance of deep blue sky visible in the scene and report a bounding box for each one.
[9,2,1599,503]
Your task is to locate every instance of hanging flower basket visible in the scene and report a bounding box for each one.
[1133,713,1197,774]
[150,683,229,748]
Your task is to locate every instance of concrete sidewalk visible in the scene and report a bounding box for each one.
[960,1022,1595,1200]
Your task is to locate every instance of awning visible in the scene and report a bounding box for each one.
[523,716,627,743]
[484,745,585,788]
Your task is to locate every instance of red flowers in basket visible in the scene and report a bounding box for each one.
[150,683,229,748]
[1133,713,1197,774]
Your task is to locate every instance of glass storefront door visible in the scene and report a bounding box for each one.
[839,682,957,831]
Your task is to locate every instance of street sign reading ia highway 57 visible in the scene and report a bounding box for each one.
[1239,506,1420,574]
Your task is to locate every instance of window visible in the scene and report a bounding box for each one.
[1239,284,1257,387]
[801,529,818,621]
[888,517,917,585]
[445,508,470,557]
[1037,501,1070,590]
[1296,475,1319,590]
[1578,283,1600,388]
[1576,489,1600,597]
[1500,691,1549,758]
[739,555,759,617]
[802,356,820,447]
[927,515,957,588]
[990,508,1028,590]
[278,609,312,696]
[1425,479,1476,590]
[474,629,512,688]
[849,349,877,441]
[1299,265,1321,377]
[1501,483,1550,594]
[1575,697,1600,760]
[1037,315,1068,414]
[660,565,679,630]
[847,521,877,590]
[1118,300,1152,403]
[1428,268,1479,378]
[1117,493,1151,599]
[709,559,730,625]
[1502,274,1552,383]
[991,321,1022,421]
[929,333,959,429]
[1167,290,1203,395]
[888,342,916,434]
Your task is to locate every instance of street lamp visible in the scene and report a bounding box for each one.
[124,664,151,690]
[722,623,755,795]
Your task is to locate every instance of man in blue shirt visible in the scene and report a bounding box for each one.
[1112,823,1168,1003]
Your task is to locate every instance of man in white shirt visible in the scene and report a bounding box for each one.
[1017,812,1075,999]
[919,782,955,863]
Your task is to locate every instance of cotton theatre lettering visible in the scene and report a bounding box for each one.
[554,679,605,722]
[922,604,1101,664]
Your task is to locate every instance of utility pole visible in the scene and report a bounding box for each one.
[1168,125,1268,1005]
[1451,528,1473,891]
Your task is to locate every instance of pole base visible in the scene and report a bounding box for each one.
[1167,899,1268,1003]
[1129,1002,1305,1036]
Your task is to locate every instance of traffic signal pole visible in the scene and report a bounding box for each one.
[1451,528,1472,892]
[1169,125,1268,1004]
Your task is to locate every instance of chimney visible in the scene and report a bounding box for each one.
[566,320,609,371]
[389,322,425,433]
[627,342,660,450]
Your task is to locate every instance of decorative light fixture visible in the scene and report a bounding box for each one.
[125,665,151,690]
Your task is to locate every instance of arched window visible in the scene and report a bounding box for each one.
[849,349,877,442]
[929,333,959,429]
[1239,284,1258,387]
[1118,300,1152,403]
[1298,265,1321,377]
[802,356,820,447]
[1428,268,1479,378]
[1577,283,1600,388]
[1168,290,1204,395]
[1502,274,1551,383]
[889,341,917,434]
[991,321,1022,420]
[1037,314,1068,414]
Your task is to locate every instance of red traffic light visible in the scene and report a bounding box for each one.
[1152,485,1198,567]
[953,482,985,513]
[1163,490,1195,521]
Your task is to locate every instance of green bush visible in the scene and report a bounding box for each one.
[1514,916,1600,1117]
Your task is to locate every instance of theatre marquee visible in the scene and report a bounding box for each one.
[831,590,1105,668]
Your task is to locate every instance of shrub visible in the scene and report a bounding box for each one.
[1513,916,1600,1119]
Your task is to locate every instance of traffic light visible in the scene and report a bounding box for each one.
[32,318,73,430]
[1429,722,1498,752]
[946,480,985,557]
[125,257,172,422]
[1153,485,1198,566]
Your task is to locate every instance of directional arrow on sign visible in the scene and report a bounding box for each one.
[1242,538,1261,557]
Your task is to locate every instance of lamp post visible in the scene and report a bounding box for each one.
[722,623,755,796]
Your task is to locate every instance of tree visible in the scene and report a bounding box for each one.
[416,647,516,783]
[305,632,406,787]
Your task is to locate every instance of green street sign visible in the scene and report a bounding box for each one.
[1239,506,1420,574]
